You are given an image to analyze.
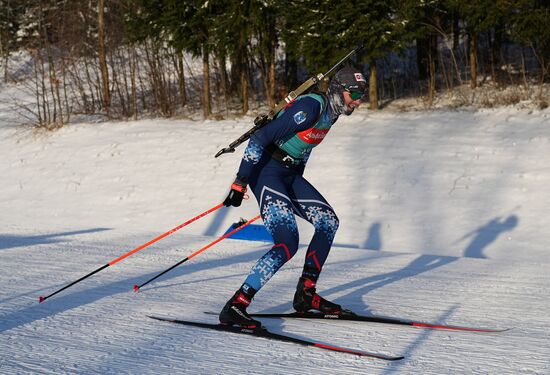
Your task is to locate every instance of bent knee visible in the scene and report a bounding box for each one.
[313,212,339,240]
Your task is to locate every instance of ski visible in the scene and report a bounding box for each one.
[148,315,403,361]
[235,311,510,333]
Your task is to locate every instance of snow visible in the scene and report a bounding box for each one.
[1,77,550,373]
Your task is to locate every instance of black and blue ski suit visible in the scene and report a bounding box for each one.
[235,93,341,296]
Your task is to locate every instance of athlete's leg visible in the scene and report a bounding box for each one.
[289,175,342,313]
[219,172,300,326]
[241,176,300,295]
[290,175,339,281]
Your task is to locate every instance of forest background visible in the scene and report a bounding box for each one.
[0,0,548,128]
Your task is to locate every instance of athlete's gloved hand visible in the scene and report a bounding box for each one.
[223,175,248,207]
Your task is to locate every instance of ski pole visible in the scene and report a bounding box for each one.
[133,215,261,291]
[39,203,224,303]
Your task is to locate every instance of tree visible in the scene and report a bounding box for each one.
[97,0,111,114]
[212,0,254,115]
[348,0,409,109]
[399,0,450,104]
[166,0,215,118]
[508,0,550,91]
[249,0,281,107]
[0,0,25,82]
[448,0,511,89]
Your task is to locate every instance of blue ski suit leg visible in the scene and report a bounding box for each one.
[241,159,339,294]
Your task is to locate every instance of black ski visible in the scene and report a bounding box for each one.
[232,311,509,333]
[148,315,403,361]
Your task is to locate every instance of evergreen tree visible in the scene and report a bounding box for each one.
[447,0,512,88]
[212,0,255,114]
[281,0,408,109]
[398,0,449,103]
[0,0,25,81]
[348,0,409,109]
[249,0,281,107]
[508,0,550,87]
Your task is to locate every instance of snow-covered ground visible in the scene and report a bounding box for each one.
[1,78,550,373]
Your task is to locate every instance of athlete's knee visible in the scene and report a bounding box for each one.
[272,242,297,263]
[313,210,339,241]
[272,231,299,259]
[270,225,299,251]
[331,214,340,233]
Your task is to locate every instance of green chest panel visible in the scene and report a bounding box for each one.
[277,94,333,159]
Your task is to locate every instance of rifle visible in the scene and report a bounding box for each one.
[214,44,364,158]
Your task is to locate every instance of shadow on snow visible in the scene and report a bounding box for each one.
[0,228,111,250]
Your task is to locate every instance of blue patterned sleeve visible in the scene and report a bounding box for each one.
[236,138,264,181]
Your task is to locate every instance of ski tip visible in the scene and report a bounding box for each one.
[38,296,45,303]
[133,284,140,292]
[412,322,510,333]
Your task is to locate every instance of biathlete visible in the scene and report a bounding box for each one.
[220,66,368,327]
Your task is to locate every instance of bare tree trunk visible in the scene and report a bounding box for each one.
[45,43,63,126]
[83,58,97,112]
[97,0,111,115]
[176,50,187,108]
[130,46,138,120]
[32,52,44,125]
[490,27,502,85]
[202,46,211,119]
[2,49,8,83]
[241,68,249,115]
[218,52,229,114]
[469,31,478,89]
[369,61,378,110]
[268,56,276,107]
[0,24,8,82]
[427,52,436,107]
[452,14,460,52]
[61,57,70,123]
[521,48,528,88]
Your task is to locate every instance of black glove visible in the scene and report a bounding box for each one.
[223,175,248,207]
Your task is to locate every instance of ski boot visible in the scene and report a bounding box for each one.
[293,277,342,314]
[219,289,261,328]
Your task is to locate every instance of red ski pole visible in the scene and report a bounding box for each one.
[39,203,224,303]
[134,215,261,291]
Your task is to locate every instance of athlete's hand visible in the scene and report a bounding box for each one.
[224,176,248,207]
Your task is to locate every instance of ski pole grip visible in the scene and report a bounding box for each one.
[215,147,235,158]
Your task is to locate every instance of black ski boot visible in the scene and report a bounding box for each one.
[293,277,342,314]
[219,289,261,328]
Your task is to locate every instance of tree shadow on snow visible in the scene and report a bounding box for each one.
[0,228,111,251]
[362,222,383,250]
[258,253,457,316]
[0,246,267,334]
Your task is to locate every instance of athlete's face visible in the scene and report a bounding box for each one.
[342,91,363,115]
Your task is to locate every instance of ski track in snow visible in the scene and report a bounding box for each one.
[1,236,549,374]
[1,84,550,373]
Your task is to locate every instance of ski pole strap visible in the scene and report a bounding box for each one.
[231,183,247,193]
